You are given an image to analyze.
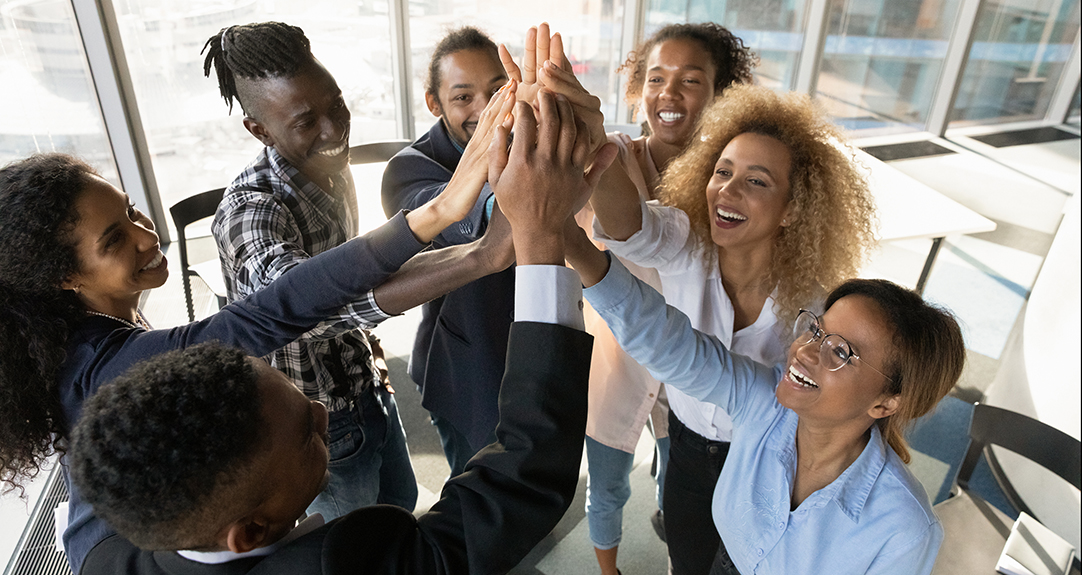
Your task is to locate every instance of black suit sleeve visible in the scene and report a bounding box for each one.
[322,321,593,575]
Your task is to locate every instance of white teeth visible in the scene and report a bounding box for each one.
[789,365,819,388]
[659,112,684,122]
[141,252,163,271]
[716,207,747,221]
[318,142,347,157]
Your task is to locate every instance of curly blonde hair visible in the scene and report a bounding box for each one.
[658,85,878,329]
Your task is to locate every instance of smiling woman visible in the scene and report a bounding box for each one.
[562,226,966,573]
[0,152,435,574]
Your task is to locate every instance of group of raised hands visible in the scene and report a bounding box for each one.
[440,23,619,270]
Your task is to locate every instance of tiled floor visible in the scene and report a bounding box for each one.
[2,125,1077,574]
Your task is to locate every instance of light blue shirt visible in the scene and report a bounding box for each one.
[584,257,943,575]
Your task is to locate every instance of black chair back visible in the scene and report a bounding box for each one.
[957,403,1082,512]
[349,140,411,165]
[169,188,226,322]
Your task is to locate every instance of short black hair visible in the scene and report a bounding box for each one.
[201,21,314,115]
[70,343,264,550]
[425,26,500,97]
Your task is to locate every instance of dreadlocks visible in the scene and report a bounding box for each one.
[202,22,313,115]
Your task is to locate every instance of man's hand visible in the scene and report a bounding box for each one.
[405,80,517,244]
[489,90,617,266]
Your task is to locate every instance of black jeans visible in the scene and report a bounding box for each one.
[663,410,732,575]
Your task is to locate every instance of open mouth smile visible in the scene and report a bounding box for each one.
[141,252,164,272]
[716,207,747,223]
[788,364,819,389]
[318,142,348,157]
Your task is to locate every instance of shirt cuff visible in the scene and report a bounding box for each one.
[515,265,585,332]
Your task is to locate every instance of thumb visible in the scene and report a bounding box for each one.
[583,142,618,189]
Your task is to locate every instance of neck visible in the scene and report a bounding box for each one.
[717,243,774,298]
[794,417,873,475]
[646,136,686,172]
[80,294,141,324]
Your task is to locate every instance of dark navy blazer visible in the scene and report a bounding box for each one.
[380,120,516,449]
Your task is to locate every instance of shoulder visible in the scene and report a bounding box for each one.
[863,447,941,552]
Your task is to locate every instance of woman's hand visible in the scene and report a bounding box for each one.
[499,24,606,154]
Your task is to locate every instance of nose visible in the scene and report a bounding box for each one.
[659,78,681,101]
[322,110,350,142]
[312,400,329,438]
[134,222,159,252]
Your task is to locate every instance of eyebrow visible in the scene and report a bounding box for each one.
[648,64,707,73]
[717,158,776,178]
[450,75,507,91]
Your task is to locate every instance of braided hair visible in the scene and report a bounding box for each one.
[201,22,314,115]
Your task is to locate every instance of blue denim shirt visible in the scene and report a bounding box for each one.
[585,258,943,575]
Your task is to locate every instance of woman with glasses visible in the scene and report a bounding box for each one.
[562,228,965,572]
[586,84,877,574]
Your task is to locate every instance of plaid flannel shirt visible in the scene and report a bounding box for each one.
[213,147,391,411]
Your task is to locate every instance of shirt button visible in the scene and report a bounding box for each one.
[757,549,764,557]
[777,521,785,529]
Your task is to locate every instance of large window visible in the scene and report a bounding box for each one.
[645,0,811,91]
[0,0,118,181]
[816,0,962,135]
[951,0,1081,125]
[110,0,397,230]
[405,0,627,135]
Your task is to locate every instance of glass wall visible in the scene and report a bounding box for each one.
[817,0,961,135]
[0,0,118,182]
[951,0,1081,125]
[109,0,397,218]
[645,0,810,91]
[406,0,627,136]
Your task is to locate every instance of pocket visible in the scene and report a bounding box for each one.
[325,415,366,464]
[434,314,470,346]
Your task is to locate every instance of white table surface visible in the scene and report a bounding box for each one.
[856,149,997,243]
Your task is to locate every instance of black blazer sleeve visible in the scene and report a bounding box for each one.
[320,321,592,575]
[80,322,592,575]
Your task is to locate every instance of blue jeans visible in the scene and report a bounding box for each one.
[305,385,417,520]
[585,433,670,549]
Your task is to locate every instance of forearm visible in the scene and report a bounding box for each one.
[563,221,609,287]
[372,241,501,315]
[589,165,644,241]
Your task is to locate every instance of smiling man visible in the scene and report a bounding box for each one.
[204,22,418,521]
[72,89,615,575]
[381,26,513,477]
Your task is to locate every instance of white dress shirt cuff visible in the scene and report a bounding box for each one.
[515,265,585,332]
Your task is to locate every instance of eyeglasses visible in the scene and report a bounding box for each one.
[793,310,893,383]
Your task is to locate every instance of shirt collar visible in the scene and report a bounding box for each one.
[771,413,888,522]
[177,513,326,564]
[266,147,350,200]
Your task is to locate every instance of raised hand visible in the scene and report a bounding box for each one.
[488,90,617,265]
[500,24,605,153]
[406,79,517,244]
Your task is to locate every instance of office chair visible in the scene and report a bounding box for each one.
[169,188,228,322]
[931,403,1081,574]
[349,139,411,164]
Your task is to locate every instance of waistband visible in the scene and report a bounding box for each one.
[668,410,730,449]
